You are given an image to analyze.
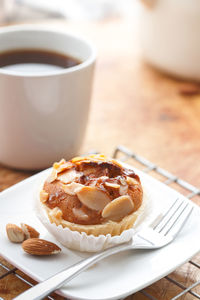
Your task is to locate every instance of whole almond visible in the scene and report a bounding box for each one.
[21,223,40,239]
[6,224,25,243]
[22,238,61,256]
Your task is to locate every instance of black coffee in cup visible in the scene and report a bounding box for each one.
[0,49,81,73]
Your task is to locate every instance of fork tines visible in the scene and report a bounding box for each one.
[154,198,194,237]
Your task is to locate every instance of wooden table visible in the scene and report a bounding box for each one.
[0,16,200,300]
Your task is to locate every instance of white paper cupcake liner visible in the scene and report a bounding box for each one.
[35,180,153,252]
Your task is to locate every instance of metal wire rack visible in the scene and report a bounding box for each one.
[0,145,200,300]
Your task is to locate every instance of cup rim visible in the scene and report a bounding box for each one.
[0,24,96,78]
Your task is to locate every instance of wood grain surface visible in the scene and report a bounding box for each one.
[0,15,200,300]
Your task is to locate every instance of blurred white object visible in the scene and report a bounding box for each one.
[17,0,134,20]
[0,0,14,23]
[139,0,200,81]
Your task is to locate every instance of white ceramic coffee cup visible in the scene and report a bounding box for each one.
[0,25,96,170]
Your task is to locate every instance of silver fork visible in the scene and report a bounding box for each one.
[15,198,193,300]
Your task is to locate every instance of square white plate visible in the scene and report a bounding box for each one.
[0,166,200,300]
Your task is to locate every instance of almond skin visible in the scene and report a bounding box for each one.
[21,223,40,239]
[6,224,25,243]
[22,238,61,256]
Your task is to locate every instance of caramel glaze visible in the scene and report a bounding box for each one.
[43,160,143,225]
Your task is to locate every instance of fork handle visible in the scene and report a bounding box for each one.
[14,242,132,300]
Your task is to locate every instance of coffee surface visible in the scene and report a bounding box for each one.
[0,49,81,73]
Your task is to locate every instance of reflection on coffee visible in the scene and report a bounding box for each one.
[0,49,81,74]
